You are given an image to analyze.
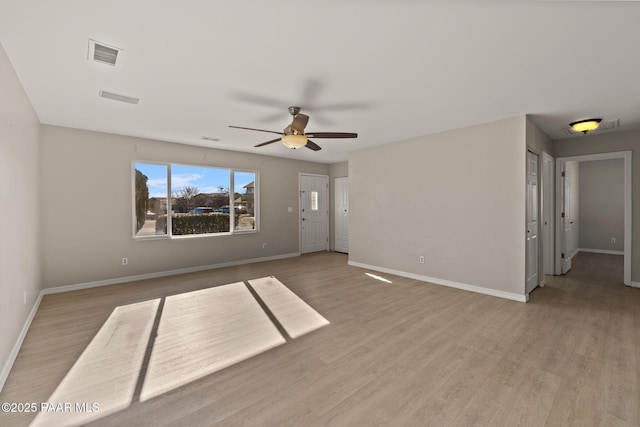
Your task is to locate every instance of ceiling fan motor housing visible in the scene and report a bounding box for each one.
[288,106,301,116]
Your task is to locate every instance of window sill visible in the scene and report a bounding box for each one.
[134,229,258,241]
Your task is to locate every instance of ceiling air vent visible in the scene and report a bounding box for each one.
[99,90,139,105]
[88,39,121,66]
[562,118,619,135]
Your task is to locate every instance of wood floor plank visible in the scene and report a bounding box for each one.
[0,251,638,426]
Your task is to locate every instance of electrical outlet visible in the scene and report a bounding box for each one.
[262,243,267,249]
[419,256,425,264]
[611,237,616,244]
[122,257,128,266]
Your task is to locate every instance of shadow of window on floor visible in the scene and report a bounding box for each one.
[31,277,328,426]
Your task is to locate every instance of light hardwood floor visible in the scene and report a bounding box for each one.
[1,251,638,426]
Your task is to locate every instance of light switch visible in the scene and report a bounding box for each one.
[287,207,293,213]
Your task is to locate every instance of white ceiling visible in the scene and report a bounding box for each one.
[1,1,639,163]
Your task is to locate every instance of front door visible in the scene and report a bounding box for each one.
[300,174,329,254]
[526,151,539,294]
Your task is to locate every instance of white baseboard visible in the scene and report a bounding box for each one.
[1,252,300,392]
[629,282,640,289]
[43,252,300,295]
[347,261,528,303]
[0,290,44,393]
[578,248,624,256]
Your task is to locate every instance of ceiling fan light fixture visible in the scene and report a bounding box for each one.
[281,134,307,149]
[570,118,602,134]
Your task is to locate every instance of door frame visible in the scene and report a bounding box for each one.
[554,151,631,285]
[298,173,330,254]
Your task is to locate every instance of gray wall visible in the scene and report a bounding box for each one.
[40,125,329,288]
[579,159,624,252]
[349,116,527,296]
[553,129,639,280]
[0,43,41,390]
[526,115,553,155]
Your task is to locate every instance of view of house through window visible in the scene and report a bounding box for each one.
[134,162,257,238]
[234,171,256,231]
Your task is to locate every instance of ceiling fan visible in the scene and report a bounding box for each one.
[229,106,357,151]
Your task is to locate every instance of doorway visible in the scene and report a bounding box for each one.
[555,151,631,285]
[299,174,329,254]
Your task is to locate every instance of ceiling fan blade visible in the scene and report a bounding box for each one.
[229,125,283,136]
[305,140,322,151]
[314,101,374,111]
[291,114,309,133]
[305,132,357,139]
[255,137,281,147]
[230,91,288,109]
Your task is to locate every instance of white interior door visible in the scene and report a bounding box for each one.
[300,174,329,254]
[560,164,573,274]
[334,177,349,253]
[526,151,539,294]
[543,153,554,276]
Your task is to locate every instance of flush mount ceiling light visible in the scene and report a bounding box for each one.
[281,133,308,149]
[569,118,602,134]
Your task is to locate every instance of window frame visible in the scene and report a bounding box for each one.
[132,161,259,240]
[132,161,171,240]
[233,169,260,234]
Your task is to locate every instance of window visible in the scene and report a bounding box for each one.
[134,163,168,237]
[234,171,257,231]
[133,162,258,239]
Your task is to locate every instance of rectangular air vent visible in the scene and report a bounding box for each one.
[562,119,619,135]
[88,39,121,66]
[99,90,139,105]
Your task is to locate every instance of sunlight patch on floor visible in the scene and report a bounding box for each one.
[32,277,328,424]
[249,276,330,339]
[31,299,160,426]
[140,281,286,401]
[365,272,393,284]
